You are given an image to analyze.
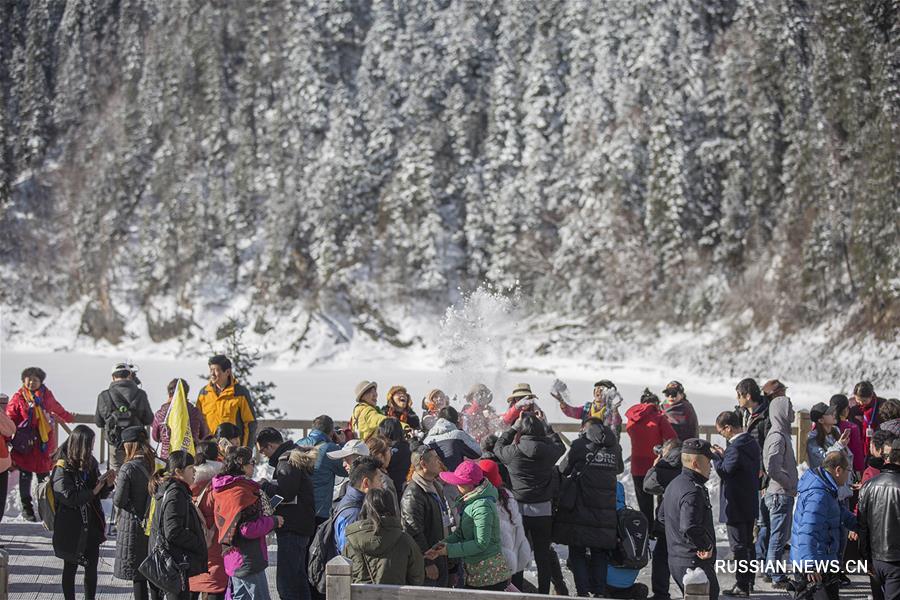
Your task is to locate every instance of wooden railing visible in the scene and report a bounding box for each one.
[324,555,711,600]
[57,410,811,466]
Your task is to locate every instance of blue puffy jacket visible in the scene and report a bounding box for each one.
[790,467,857,562]
[296,429,347,519]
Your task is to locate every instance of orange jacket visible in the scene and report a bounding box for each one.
[197,379,257,446]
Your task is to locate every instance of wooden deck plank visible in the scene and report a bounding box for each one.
[1,522,277,599]
[2,521,875,600]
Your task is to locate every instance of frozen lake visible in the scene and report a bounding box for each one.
[1,347,891,525]
[0,347,864,438]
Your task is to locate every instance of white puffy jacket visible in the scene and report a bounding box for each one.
[497,490,532,574]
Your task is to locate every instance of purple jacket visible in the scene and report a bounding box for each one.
[212,474,275,578]
[151,401,209,460]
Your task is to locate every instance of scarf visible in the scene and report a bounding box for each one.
[213,477,261,546]
[386,404,410,424]
[587,401,606,420]
[23,387,52,452]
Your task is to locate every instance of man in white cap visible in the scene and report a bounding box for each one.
[328,438,372,508]
[349,380,387,441]
[94,361,153,470]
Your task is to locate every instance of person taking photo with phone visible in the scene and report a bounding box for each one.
[257,428,317,600]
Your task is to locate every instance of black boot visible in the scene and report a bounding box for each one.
[22,503,37,522]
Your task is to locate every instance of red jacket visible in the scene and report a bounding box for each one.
[860,465,880,487]
[625,403,677,476]
[849,396,882,457]
[189,477,227,593]
[6,386,73,474]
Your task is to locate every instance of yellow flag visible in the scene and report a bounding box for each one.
[166,379,195,456]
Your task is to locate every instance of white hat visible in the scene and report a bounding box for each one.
[112,361,138,375]
[326,438,371,460]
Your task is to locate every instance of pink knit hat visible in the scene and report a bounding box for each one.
[439,460,484,486]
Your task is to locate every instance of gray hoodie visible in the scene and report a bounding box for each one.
[762,396,798,496]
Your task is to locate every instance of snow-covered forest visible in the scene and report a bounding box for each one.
[1,1,897,384]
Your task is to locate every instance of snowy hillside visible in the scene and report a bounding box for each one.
[1,0,898,386]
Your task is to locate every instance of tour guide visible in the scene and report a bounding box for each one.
[660,438,720,599]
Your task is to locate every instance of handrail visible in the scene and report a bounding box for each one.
[324,554,712,600]
[55,410,811,466]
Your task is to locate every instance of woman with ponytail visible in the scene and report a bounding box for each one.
[148,450,208,600]
[113,426,160,600]
[343,487,425,585]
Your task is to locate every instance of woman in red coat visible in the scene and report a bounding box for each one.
[625,388,677,526]
[6,366,73,521]
[189,440,228,599]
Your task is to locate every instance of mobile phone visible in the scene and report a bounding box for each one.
[270,495,284,509]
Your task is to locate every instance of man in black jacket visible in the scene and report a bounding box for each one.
[644,439,683,600]
[257,427,317,600]
[712,411,761,597]
[495,412,566,595]
[400,444,450,587]
[94,362,154,470]
[858,439,900,600]
[660,438,720,600]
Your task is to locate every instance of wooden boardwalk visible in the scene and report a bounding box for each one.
[1,521,280,599]
[1,520,875,599]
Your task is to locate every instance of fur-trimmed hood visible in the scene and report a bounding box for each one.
[285,446,318,472]
[191,460,224,494]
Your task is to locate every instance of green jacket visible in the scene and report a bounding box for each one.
[343,517,425,585]
[444,480,503,564]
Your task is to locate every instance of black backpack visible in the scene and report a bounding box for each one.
[611,507,650,569]
[103,388,135,447]
[307,508,348,594]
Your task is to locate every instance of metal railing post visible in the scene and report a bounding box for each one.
[795,409,811,464]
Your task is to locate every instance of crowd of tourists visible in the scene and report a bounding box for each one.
[2,358,899,600]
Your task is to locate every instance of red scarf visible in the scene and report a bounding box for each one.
[386,404,410,424]
[213,477,260,545]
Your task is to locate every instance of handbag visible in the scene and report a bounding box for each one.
[11,418,37,454]
[139,489,190,593]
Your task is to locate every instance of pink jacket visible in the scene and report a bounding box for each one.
[837,420,866,472]
[6,386,73,474]
[222,515,275,577]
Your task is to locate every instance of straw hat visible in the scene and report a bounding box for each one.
[506,383,535,404]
